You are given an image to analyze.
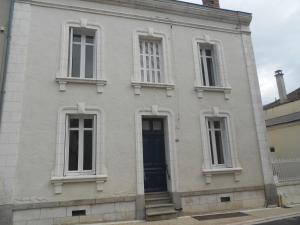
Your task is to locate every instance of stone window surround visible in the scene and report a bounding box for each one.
[193,35,231,100]
[132,28,175,97]
[56,18,107,93]
[200,107,242,184]
[135,106,179,195]
[51,103,107,194]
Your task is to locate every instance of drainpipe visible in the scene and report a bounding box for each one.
[0,0,15,124]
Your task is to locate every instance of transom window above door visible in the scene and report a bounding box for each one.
[68,27,96,79]
[139,38,163,84]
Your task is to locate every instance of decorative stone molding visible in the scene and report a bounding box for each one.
[56,19,106,92]
[51,175,108,194]
[51,103,107,194]
[135,106,179,195]
[200,107,242,183]
[131,28,175,97]
[193,35,231,99]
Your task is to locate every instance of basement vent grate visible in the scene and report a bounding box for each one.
[221,196,231,202]
[193,212,249,221]
[72,210,86,216]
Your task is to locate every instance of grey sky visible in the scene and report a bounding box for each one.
[183,0,300,104]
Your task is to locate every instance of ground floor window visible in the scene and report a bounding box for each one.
[65,115,96,175]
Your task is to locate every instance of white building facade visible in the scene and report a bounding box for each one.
[0,0,276,224]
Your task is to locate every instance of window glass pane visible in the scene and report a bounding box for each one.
[86,35,94,44]
[215,130,225,164]
[214,121,220,129]
[139,41,143,54]
[201,57,206,85]
[153,120,162,131]
[85,45,94,78]
[68,130,79,171]
[208,130,215,164]
[142,120,150,131]
[70,118,79,128]
[84,119,93,128]
[83,130,93,170]
[73,34,81,43]
[207,58,215,86]
[205,49,212,57]
[157,71,161,83]
[71,44,81,77]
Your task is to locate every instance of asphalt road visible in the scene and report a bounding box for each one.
[258,216,300,225]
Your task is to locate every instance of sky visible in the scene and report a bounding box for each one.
[183,0,300,104]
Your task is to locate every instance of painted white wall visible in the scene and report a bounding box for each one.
[0,0,266,205]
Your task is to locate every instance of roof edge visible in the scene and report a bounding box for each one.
[79,0,252,25]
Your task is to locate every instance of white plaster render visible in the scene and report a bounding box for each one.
[0,2,31,204]
[240,33,275,187]
[132,28,175,96]
[51,103,107,194]
[199,107,242,184]
[56,18,107,93]
[135,106,179,195]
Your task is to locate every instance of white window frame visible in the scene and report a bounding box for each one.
[206,117,230,168]
[65,114,96,176]
[200,107,242,184]
[51,103,107,194]
[68,28,96,79]
[132,28,174,97]
[56,19,106,93]
[193,35,231,99]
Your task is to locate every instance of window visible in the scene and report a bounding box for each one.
[200,108,242,183]
[207,118,229,167]
[139,38,163,83]
[68,27,96,79]
[199,44,218,86]
[65,115,96,175]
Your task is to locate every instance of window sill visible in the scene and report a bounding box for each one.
[131,81,175,97]
[195,86,232,100]
[50,174,108,194]
[202,167,242,184]
[56,77,107,93]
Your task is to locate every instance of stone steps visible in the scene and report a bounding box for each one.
[145,192,178,221]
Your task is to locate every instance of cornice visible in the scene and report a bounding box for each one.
[82,0,252,26]
[19,0,251,26]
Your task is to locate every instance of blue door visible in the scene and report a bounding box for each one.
[142,118,167,193]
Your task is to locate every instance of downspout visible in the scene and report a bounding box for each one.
[0,0,15,124]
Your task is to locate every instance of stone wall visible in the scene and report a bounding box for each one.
[13,201,135,225]
[276,181,300,206]
[181,189,265,213]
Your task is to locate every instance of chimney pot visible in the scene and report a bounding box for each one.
[202,0,220,8]
[274,70,287,103]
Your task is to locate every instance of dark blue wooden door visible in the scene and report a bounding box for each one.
[142,118,167,193]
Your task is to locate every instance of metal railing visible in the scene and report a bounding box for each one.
[272,158,300,183]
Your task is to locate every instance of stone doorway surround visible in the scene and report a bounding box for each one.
[134,106,179,219]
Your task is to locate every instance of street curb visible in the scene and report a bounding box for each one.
[226,211,300,225]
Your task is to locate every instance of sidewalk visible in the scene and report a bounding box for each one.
[85,205,300,225]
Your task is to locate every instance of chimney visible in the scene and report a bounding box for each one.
[202,0,220,8]
[275,70,287,103]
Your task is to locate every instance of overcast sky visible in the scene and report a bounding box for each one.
[183,0,300,104]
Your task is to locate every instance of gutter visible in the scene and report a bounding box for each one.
[0,0,15,124]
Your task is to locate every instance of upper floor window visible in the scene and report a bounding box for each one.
[139,38,163,83]
[68,27,96,79]
[199,43,218,86]
[65,115,96,175]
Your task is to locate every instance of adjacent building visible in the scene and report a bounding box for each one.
[264,70,300,159]
[0,0,276,224]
